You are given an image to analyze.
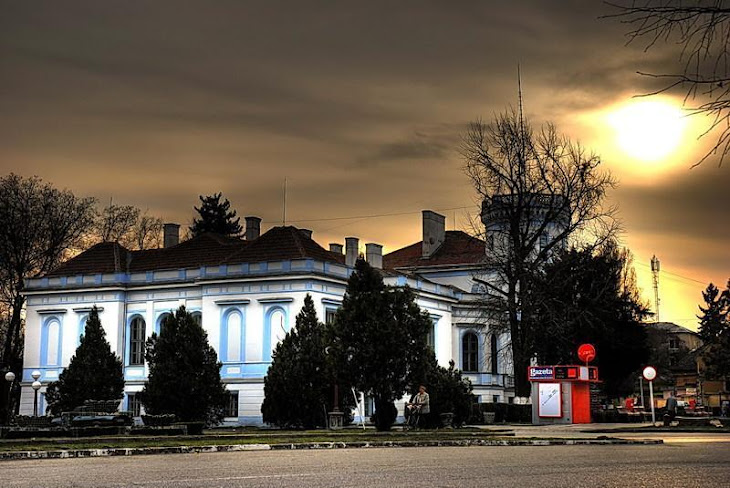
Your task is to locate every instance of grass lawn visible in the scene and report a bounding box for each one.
[0,428,515,452]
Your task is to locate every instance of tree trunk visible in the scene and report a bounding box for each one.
[2,291,24,371]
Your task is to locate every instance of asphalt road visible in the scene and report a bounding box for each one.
[2,441,729,488]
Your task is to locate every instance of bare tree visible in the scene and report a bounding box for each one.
[607,1,730,166]
[94,202,163,250]
[462,109,618,396]
[134,212,164,250]
[98,203,140,243]
[0,174,96,417]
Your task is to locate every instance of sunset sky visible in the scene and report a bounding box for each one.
[1,1,728,330]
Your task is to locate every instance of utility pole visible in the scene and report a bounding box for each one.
[651,255,660,323]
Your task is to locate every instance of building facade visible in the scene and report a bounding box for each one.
[20,212,516,423]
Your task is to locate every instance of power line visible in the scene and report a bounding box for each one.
[635,261,708,286]
[262,205,473,225]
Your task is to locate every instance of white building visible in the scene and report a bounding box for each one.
[20,212,515,423]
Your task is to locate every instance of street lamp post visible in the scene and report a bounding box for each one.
[31,370,42,417]
[4,371,15,424]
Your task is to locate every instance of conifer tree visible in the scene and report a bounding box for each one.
[189,192,242,237]
[698,280,730,379]
[531,243,650,396]
[139,306,227,424]
[45,306,124,415]
[261,294,350,428]
[330,259,433,430]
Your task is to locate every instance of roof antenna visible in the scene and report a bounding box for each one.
[517,64,525,136]
[282,177,287,226]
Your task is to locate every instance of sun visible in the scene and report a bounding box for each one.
[606,98,689,163]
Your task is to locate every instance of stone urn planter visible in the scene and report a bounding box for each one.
[440,412,455,428]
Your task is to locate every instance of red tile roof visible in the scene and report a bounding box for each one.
[46,242,131,277]
[46,227,344,277]
[223,226,345,265]
[383,231,485,270]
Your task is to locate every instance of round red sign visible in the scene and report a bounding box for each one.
[642,366,657,381]
[577,343,596,363]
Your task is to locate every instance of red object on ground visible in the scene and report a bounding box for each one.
[577,343,596,363]
[625,397,635,412]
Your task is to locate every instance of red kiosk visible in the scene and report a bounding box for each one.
[528,344,600,425]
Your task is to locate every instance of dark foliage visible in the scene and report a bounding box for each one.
[139,306,227,424]
[0,174,95,420]
[531,242,651,397]
[413,359,474,428]
[261,294,353,429]
[189,193,242,237]
[462,110,617,396]
[698,280,730,379]
[479,402,532,423]
[45,307,124,415]
[372,398,397,431]
[330,259,433,431]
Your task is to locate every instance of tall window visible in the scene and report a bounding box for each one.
[127,393,142,416]
[426,321,436,351]
[77,314,89,347]
[157,313,172,336]
[270,309,286,350]
[325,309,337,325]
[129,317,146,366]
[224,391,239,418]
[462,332,479,372]
[491,334,499,374]
[224,311,243,362]
[42,317,62,367]
[191,311,202,326]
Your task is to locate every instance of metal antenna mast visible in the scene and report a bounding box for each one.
[651,255,661,323]
[282,178,287,226]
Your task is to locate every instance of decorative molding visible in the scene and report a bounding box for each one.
[214,299,251,306]
[257,297,294,304]
[321,298,342,307]
[72,307,104,313]
[36,309,68,315]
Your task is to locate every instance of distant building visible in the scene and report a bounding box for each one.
[645,322,729,412]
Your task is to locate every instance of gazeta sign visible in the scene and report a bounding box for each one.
[528,366,554,380]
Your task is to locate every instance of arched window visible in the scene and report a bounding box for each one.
[491,334,499,374]
[269,309,286,351]
[191,311,202,327]
[77,314,89,347]
[245,311,262,362]
[462,332,479,372]
[129,317,146,366]
[43,317,62,366]
[223,310,242,362]
[157,313,172,336]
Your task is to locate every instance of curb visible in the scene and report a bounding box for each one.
[0,438,663,461]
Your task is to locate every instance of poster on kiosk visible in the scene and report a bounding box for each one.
[528,344,600,425]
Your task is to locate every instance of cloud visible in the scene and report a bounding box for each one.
[0,0,727,327]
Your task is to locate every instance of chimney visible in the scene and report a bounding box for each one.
[163,223,180,248]
[299,228,313,239]
[329,243,343,254]
[245,216,261,240]
[365,243,383,269]
[345,237,359,267]
[422,210,445,258]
